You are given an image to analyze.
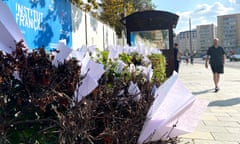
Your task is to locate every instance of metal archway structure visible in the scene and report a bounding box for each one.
[121,10,179,77]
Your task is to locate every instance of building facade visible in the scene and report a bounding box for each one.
[196,24,217,55]
[218,13,240,53]
[175,29,198,56]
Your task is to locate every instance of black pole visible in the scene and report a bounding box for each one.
[189,18,193,64]
[85,10,88,45]
[189,18,192,54]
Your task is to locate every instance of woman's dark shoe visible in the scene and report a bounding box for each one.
[215,87,219,93]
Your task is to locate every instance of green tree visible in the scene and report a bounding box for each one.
[131,0,155,11]
[70,0,98,11]
[99,0,155,38]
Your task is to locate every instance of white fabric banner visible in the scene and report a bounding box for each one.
[138,72,208,143]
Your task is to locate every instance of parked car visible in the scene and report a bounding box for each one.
[180,55,187,60]
[202,55,207,60]
[229,54,240,61]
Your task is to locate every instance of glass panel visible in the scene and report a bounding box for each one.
[130,29,169,49]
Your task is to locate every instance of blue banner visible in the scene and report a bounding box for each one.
[3,0,72,50]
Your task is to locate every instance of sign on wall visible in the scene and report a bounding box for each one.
[3,0,72,50]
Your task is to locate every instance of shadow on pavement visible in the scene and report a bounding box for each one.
[208,97,240,107]
[192,89,213,95]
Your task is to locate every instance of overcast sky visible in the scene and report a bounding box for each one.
[152,0,240,34]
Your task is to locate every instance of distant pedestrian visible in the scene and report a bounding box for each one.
[173,43,181,73]
[205,38,226,92]
[190,55,194,64]
[185,52,189,64]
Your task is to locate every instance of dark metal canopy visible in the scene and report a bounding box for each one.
[121,10,179,77]
[121,10,179,32]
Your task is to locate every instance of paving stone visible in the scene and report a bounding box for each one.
[226,127,240,133]
[203,120,240,127]
[216,116,238,122]
[179,138,239,144]
[211,132,240,141]
[178,63,240,143]
[201,114,218,121]
[180,132,214,140]
[211,112,230,117]
[196,125,228,133]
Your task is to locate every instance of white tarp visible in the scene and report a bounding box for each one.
[138,72,208,144]
[52,41,72,67]
[0,1,27,52]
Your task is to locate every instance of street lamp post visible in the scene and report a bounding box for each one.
[189,18,193,64]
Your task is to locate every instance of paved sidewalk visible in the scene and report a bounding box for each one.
[177,63,240,144]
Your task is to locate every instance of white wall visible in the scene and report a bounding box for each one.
[71,4,119,51]
[71,5,86,50]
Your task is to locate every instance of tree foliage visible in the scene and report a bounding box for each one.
[70,0,98,11]
[100,0,155,38]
